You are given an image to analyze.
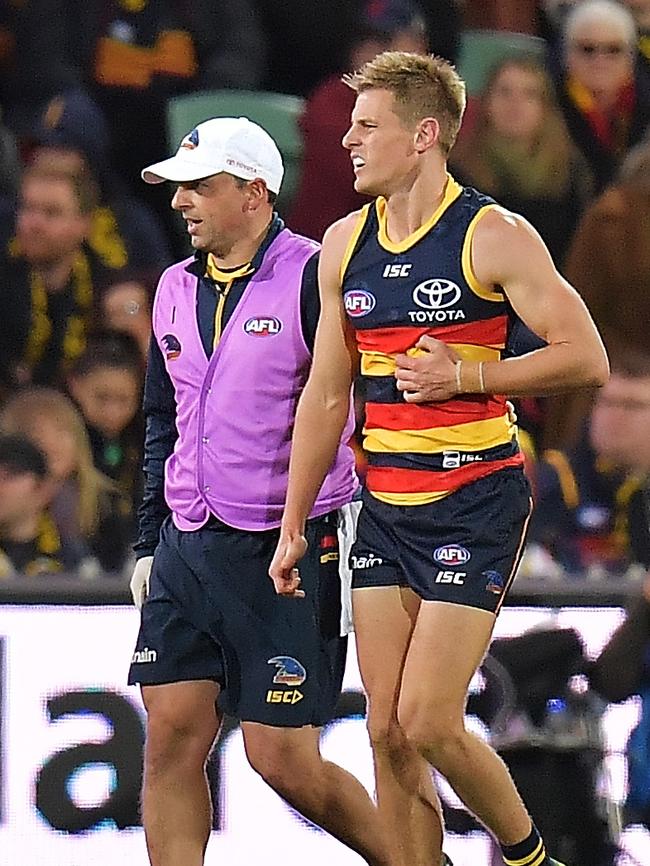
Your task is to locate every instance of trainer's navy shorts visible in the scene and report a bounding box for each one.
[350,468,532,613]
[128,512,346,727]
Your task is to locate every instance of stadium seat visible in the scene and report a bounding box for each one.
[457,29,547,96]
[166,89,305,214]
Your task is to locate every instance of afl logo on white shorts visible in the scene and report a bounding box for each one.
[344,289,376,317]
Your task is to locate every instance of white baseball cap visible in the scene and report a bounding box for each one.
[141,116,284,193]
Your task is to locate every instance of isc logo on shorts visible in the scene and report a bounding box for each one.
[344,289,376,317]
[243,316,282,336]
[433,544,471,566]
[266,689,304,704]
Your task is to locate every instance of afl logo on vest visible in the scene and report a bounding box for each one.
[410,279,465,323]
[344,288,376,317]
[243,316,283,336]
[433,544,471,566]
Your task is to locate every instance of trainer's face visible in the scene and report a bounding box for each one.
[342,88,419,197]
[171,173,255,256]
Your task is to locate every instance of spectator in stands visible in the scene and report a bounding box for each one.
[101,278,152,362]
[0,0,78,138]
[623,0,650,72]
[0,107,19,253]
[451,56,593,266]
[68,332,144,530]
[0,388,131,574]
[64,0,267,221]
[0,163,122,390]
[565,134,650,360]
[289,2,429,240]
[529,353,650,574]
[0,433,76,577]
[30,89,172,281]
[543,134,650,448]
[552,0,650,193]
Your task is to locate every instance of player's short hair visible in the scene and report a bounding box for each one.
[343,51,466,155]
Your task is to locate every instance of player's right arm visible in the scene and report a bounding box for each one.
[269,214,359,594]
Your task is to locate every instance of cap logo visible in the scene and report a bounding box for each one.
[226,157,256,174]
[181,128,200,150]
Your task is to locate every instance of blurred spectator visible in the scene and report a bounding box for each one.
[462,0,539,33]
[289,2,429,240]
[565,134,650,359]
[0,107,19,253]
[0,388,131,574]
[552,0,650,192]
[545,135,650,447]
[0,0,78,137]
[68,331,144,527]
[0,163,121,390]
[101,278,152,361]
[30,89,172,281]
[0,433,76,577]
[451,56,593,265]
[529,355,650,574]
[623,0,650,70]
[590,571,650,829]
[65,0,267,216]
[536,0,583,45]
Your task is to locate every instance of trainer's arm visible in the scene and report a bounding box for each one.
[133,337,176,558]
[395,209,609,401]
[269,217,358,594]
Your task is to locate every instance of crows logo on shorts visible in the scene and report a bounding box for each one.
[268,656,307,687]
[161,334,182,360]
[484,570,504,595]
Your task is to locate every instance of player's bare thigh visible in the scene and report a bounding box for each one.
[399,601,495,730]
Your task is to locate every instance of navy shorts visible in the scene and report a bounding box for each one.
[128,512,346,727]
[351,468,532,613]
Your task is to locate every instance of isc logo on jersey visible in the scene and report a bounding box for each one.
[433,544,471,566]
[243,317,283,336]
[344,289,376,317]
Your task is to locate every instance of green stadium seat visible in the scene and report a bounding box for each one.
[457,29,547,96]
[166,89,305,214]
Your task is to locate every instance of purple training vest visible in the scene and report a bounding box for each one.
[152,228,357,531]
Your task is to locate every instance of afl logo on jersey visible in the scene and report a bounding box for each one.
[413,279,461,310]
[433,544,471,566]
[344,289,376,317]
[243,316,283,336]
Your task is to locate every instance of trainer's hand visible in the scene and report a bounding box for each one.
[130,555,154,609]
[394,335,459,402]
[269,531,308,598]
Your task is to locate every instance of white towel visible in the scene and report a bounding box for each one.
[337,500,362,636]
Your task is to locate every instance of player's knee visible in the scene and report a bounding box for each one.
[245,737,306,797]
[144,697,217,773]
[399,707,465,771]
[366,708,406,757]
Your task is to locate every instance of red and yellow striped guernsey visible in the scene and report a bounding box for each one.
[341,176,523,506]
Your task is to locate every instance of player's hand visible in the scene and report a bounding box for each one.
[394,335,459,402]
[269,531,308,598]
[130,555,154,609]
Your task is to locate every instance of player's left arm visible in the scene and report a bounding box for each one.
[470,208,609,396]
[395,208,609,400]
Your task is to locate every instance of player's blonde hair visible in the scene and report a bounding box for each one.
[344,51,466,155]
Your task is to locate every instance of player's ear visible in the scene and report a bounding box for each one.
[414,117,439,153]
